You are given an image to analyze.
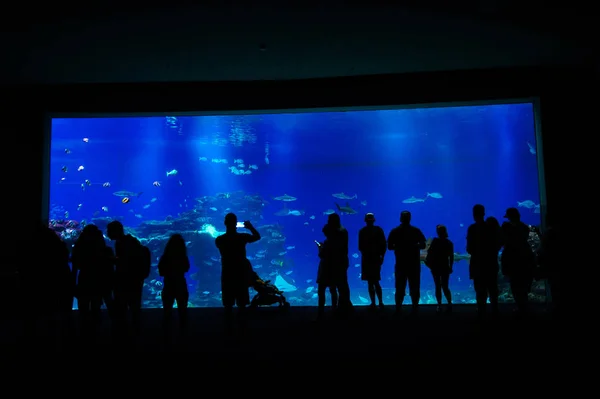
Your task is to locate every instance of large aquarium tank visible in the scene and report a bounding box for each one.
[47,103,545,309]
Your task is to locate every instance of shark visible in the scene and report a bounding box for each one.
[332,192,357,200]
[402,196,426,204]
[113,191,143,197]
[273,194,297,202]
[335,202,357,215]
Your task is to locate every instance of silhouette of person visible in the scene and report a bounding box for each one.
[315,229,338,320]
[358,212,387,309]
[501,207,535,316]
[22,224,72,339]
[484,216,501,313]
[387,211,427,314]
[322,213,352,314]
[215,213,261,322]
[106,220,146,337]
[425,224,454,312]
[466,205,500,317]
[71,224,115,334]
[158,233,190,333]
[537,213,563,315]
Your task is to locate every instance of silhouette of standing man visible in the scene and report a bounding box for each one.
[107,221,145,337]
[501,207,535,316]
[215,213,261,323]
[466,204,500,317]
[387,211,427,314]
[323,213,352,314]
[359,213,387,309]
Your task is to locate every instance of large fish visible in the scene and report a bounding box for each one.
[274,274,297,292]
[335,202,357,215]
[273,194,297,201]
[402,196,426,204]
[332,192,357,200]
[113,191,143,197]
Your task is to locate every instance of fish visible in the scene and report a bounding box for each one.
[274,275,297,292]
[426,192,443,199]
[335,202,357,215]
[166,169,178,177]
[122,197,130,204]
[61,166,68,172]
[527,141,536,155]
[273,194,297,201]
[274,206,304,216]
[332,192,357,200]
[402,196,426,204]
[113,191,143,197]
[517,200,537,209]
[102,182,111,187]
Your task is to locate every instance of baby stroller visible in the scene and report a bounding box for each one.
[248,269,290,308]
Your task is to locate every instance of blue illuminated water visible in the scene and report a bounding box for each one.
[49,104,542,308]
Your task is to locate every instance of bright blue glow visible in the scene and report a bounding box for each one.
[49,103,542,308]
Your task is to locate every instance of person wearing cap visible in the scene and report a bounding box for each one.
[387,211,427,314]
[359,213,387,309]
[500,207,535,316]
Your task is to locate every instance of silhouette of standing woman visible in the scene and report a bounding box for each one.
[158,233,190,333]
[425,224,454,312]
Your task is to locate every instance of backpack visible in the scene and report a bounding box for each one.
[139,245,151,280]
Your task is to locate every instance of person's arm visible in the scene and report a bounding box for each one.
[417,229,427,250]
[466,225,473,254]
[378,228,387,259]
[387,229,395,251]
[244,221,261,243]
[448,240,455,273]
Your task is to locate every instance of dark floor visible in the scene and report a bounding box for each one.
[1,304,566,364]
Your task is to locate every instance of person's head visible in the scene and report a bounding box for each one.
[327,213,341,229]
[82,224,99,236]
[364,212,375,226]
[473,204,485,221]
[77,224,101,248]
[400,211,411,225]
[224,213,237,230]
[504,207,520,223]
[436,224,448,239]
[106,221,124,241]
[486,216,500,230]
[164,233,187,256]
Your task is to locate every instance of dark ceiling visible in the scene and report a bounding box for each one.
[1,1,596,85]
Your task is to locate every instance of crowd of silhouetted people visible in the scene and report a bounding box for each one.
[24,204,562,342]
[313,204,562,320]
